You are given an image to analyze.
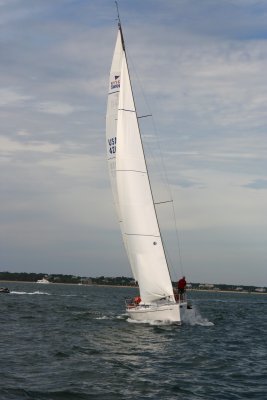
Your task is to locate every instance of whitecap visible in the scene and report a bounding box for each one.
[10,291,51,295]
[116,314,128,320]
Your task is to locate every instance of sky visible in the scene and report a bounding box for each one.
[0,0,266,286]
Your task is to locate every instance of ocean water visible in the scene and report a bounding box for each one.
[0,282,267,400]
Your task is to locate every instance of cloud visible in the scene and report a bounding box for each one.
[0,135,59,155]
[244,179,267,190]
[0,87,32,106]
[16,129,31,137]
[39,152,104,180]
[37,101,76,115]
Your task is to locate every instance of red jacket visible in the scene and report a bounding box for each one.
[178,278,186,290]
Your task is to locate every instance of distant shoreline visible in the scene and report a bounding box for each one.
[1,280,266,294]
[0,280,136,289]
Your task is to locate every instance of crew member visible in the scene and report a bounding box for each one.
[134,296,141,305]
[177,276,187,300]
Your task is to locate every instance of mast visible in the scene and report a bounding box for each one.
[115,1,125,51]
[115,3,174,289]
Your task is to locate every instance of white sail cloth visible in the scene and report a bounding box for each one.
[106,29,175,304]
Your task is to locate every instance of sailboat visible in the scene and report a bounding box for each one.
[106,15,188,323]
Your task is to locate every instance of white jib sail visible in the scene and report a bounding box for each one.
[115,49,175,304]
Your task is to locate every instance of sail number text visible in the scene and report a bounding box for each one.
[108,137,116,154]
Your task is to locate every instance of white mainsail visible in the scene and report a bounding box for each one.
[106,30,123,229]
[106,26,175,304]
[106,30,133,276]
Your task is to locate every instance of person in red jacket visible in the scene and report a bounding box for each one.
[177,276,187,300]
[134,296,141,305]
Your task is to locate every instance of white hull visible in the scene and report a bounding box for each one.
[36,279,50,284]
[126,301,187,324]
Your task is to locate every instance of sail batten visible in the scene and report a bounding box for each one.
[124,234,160,238]
[116,170,146,173]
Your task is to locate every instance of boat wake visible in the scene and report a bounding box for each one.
[127,318,180,326]
[10,291,51,295]
[183,307,214,326]
[95,314,128,321]
[93,310,213,326]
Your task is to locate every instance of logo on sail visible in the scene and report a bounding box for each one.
[111,75,120,90]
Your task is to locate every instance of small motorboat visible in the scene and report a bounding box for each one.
[0,287,10,294]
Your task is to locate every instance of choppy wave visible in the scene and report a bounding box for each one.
[2,388,89,400]
[1,283,266,400]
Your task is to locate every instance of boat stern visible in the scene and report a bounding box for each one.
[126,300,187,324]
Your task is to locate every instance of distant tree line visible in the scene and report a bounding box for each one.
[0,272,136,286]
[0,271,46,282]
[92,276,136,286]
[0,271,265,292]
[0,271,82,284]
